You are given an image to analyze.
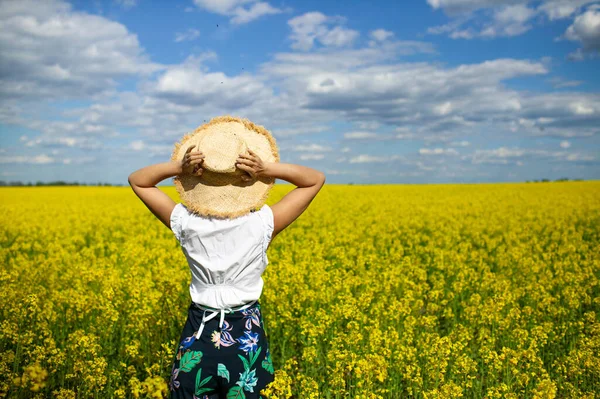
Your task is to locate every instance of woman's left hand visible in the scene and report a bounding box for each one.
[181,145,205,175]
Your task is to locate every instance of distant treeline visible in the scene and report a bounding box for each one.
[0,181,125,187]
[525,178,583,183]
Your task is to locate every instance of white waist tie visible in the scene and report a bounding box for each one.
[193,300,257,339]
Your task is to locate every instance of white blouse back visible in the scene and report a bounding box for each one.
[170,203,274,309]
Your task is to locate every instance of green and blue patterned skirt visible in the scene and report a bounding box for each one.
[169,300,275,399]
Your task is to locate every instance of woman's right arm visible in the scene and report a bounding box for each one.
[262,162,325,241]
[236,151,326,242]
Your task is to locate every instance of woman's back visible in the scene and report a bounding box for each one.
[171,203,275,309]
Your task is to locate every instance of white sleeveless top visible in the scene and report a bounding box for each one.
[170,203,274,309]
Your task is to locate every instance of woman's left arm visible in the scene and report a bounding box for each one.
[129,146,204,229]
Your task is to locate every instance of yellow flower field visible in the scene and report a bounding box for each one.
[1,182,599,398]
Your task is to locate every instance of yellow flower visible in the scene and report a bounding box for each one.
[15,362,48,392]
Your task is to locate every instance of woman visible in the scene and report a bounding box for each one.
[128,142,326,398]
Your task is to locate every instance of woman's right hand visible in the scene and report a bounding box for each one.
[236,149,269,182]
[181,145,205,175]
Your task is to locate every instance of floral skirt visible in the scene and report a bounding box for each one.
[169,300,275,399]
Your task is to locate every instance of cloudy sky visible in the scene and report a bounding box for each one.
[1,0,599,185]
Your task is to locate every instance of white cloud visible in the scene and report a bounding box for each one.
[434,101,453,115]
[450,140,471,147]
[565,152,596,161]
[341,147,351,153]
[513,93,600,138]
[548,77,583,88]
[0,154,55,164]
[343,132,382,139]
[467,146,597,164]
[175,28,200,43]
[263,41,434,79]
[29,120,118,137]
[427,0,597,39]
[323,169,353,175]
[0,0,161,102]
[419,147,459,155]
[115,0,137,9]
[429,3,536,38]
[495,4,536,24]
[299,154,325,160]
[62,156,96,165]
[560,140,571,148]
[273,126,329,137]
[486,4,536,37]
[152,55,271,109]
[130,140,145,151]
[231,2,283,24]
[264,55,547,136]
[257,45,600,143]
[193,0,282,24]
[349,154,403,163]
[427,0,522,14]
[564,8,600,57]
[25,136,103,149]
[320,26,360,47]
[395,130,419,140]
[288,12,359,51]
[356,121,381,130]
[567,48,586,61]
[539,0,597,20]
[370,29,394,41]
[292,144,333,152]
[569,102,595,115]
[128,140,174,156]
[428,0,595,16]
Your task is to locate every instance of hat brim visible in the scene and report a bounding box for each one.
[171,116,279,219]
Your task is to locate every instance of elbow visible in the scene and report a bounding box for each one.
[317,172,326,186]
[127,174,136,187]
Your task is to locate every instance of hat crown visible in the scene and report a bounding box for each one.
[198,126,248,173]
[172,116,279,219]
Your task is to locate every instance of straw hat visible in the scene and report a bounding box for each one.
[171,116,279,219]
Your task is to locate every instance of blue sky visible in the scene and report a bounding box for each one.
[1,0,599,185]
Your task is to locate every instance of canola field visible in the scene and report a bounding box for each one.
[1,182,599,399]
